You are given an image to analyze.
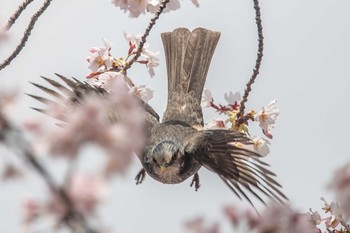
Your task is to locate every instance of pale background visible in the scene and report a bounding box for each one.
[0,0,350,232]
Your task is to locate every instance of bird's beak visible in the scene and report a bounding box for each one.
[160,166,166,173]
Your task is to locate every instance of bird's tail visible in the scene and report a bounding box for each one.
[161,28,220,125]
[161,28,220,101]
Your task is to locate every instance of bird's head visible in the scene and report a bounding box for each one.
[149,140,184,172]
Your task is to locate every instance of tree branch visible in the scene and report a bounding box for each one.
[0,0,54,72]
[5,0,35,31]
[237,0,264,124]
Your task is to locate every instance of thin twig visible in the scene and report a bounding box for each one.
[5,0,35,31]
[0,0,54,72]
[237,0,264,124]
[123,0,170,72]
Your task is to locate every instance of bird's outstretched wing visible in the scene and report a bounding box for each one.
[29,73,160,133]
[185,129,287,207]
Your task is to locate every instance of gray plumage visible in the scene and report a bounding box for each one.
[29,28,287,208]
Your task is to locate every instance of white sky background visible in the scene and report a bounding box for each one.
[1,0,350,232]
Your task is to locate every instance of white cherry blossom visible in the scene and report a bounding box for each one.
[254,99,279,131]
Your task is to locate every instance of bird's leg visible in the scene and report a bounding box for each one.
[190,173,200,191]
[135,168,146,185]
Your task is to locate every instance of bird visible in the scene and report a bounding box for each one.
[29,27,287,208]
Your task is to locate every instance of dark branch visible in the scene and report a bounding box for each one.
[237,0,264,124]
[5,0,35,31]
[0,0,54,72]
[123,0,170,72]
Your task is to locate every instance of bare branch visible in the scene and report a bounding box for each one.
[0,0,54,72]
[237,0,264,124]
[123,0,170,72]
[5,0,35,31]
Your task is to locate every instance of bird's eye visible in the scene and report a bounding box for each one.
[152,158,157,164]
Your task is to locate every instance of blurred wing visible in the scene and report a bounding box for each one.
[185,129,287,208]
[28,73,159,130]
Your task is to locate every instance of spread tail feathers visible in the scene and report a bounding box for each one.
[161,28,221,102]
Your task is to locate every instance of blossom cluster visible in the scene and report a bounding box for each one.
[86,33,159,90]
[111,0,200,18]
[202,89,279,156]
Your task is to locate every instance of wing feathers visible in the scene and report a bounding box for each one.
[187,129,287,208]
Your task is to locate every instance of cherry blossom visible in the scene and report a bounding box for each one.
[87,71,123,89]
[248,204,315,233]
[112,0,199,17]
[329,162,350,220]
[224,91,241,110]
[306,209,321,227]
[67,173,107,215]
[142,49,160,77]
[129,84,154,103]
[87,39,114,73]
[201,88,213,107]
[46,78,145,161]
[254,99,279,131]
[22,197,42,223]
[204,119,227,129]
[252,136,270,156]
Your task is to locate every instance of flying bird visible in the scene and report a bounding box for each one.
[30,28,287,208]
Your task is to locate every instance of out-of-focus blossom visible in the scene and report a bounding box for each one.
[87,39,114,73]
[112,0,198,17]
[248,204,315,233]
[184,217,219,233]
[68,173,107,215]
[224,206,241,226]
[254,99,279,131]
[22,197,42,223]
[201,88,213,108]
[252,136,270,156]
[128,0,149,17]
[45,78,145,165]
[204,119,227,130]
[2,163,23,180]
[224,91,241,110]
[129,85,154,103]
[329,163,350,220]
[321,198,343,228]
[306,209,321,227]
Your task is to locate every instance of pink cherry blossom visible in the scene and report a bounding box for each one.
[46,78,145,163]
[87,39,114,73]
[67,173,107,215]
[329,163,350,220]
[248,204,315,233]
[22,197,42,223]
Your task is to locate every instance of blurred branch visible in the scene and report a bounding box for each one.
[0,114,96,233]
[237,0,264,124]
[5,0,35,31]
[0,0,54,72]
[123,0,170,72]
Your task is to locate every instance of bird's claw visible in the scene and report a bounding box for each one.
[190,173,200,191]
[135,168,146,185]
